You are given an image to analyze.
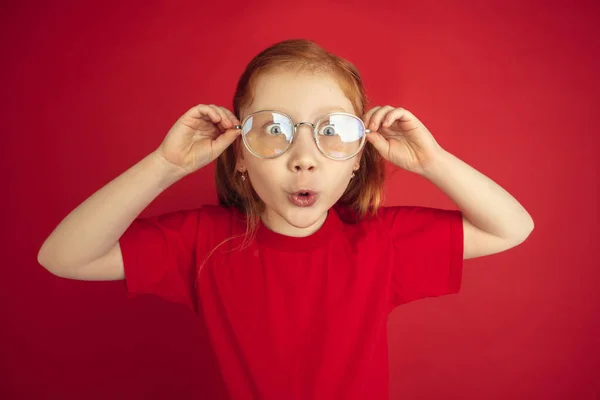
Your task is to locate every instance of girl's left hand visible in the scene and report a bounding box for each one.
[363,106,443,175]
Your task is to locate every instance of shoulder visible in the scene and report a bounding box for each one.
[344,205,462,236]
[196,204,243,224]
[144,204,241,223]
[377,205,461,227]
[340,204,454,223]
[130,204,245,240]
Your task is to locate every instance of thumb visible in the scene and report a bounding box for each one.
[212,127,242,156]
[366,132,390,159]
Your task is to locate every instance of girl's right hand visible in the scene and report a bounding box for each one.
[154,104,242,176]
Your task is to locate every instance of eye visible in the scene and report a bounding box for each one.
[319,125,337,136]
[264,123,283,135]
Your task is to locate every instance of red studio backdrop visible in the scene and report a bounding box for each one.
[1,1,598,399]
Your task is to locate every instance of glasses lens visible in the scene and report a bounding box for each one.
[316,114,365,159]
[242,111,293,157]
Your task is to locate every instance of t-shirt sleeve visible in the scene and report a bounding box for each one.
[382,206,464,307]
[119,208,202,312]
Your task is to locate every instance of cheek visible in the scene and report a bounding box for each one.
[329,159,355,177]
[246,159,284,192]
[323,161,355,193]
[244,154,355,200]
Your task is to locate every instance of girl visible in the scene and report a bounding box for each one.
[38,39,534,399]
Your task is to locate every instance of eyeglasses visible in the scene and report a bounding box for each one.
[234,110,370,161]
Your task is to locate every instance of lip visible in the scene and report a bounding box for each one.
[288,190,319,207]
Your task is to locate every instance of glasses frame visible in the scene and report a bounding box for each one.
[234,110,370,161]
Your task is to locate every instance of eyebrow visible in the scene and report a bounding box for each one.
[314,106,350,116]
[249,106,351,120]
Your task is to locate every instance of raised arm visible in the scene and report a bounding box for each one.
[363,105,534,259]
[37,153,184,280]
[38,104,241,280]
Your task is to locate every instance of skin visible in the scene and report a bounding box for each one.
[363,106,534,259]
[236,69,361,238]
[235,69,535,256]
[37,65,534,281]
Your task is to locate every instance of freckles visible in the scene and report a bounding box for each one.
[324,162,354,187]
[248,159,286,184]
[246,136,286,157]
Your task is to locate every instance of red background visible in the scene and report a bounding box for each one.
[2,0,599,399]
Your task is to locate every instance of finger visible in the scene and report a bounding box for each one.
[211,127,242,156]
[219,107,241,127]
[209,104,231,129]
[366,131,390,160]
[189,104,222,125]
[368,105,395,132]
[207,105,233,133]
[362,106,381,129]
[382,107,418,128]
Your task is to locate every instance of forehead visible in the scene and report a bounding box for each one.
[244,69,355,119]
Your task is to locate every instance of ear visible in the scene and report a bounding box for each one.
[353,149,364,171]
[234,137,246,172]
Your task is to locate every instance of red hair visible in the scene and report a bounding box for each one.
[214,39,386,246]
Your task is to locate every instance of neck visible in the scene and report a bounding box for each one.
[260,208,328,237]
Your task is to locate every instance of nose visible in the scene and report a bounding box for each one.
[287,124,318,173]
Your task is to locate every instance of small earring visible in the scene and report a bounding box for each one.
[350,171,355,179]
[240,171,246,181]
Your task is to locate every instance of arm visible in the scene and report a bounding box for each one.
[422,149,534,259]
[363,105,534,260]
[37,152,185,280]
[38,104,241,281]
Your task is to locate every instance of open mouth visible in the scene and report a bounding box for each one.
[289,190,318,207]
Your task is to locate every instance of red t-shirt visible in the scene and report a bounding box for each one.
[119,204,463,400]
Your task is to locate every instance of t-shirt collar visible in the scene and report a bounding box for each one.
[256,208,343,252]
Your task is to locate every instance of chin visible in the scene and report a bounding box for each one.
[280,205,328,229]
